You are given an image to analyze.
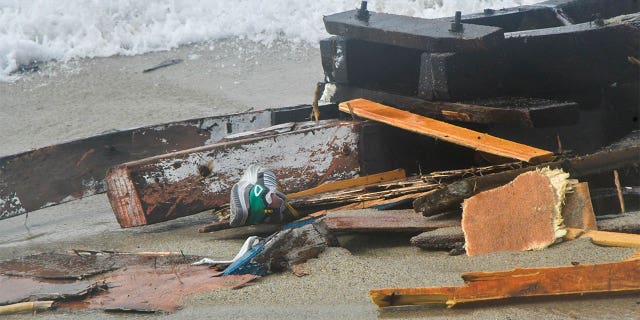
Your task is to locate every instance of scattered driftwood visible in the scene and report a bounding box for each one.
[461,168,568,256]
[370,257,640,308]
[0,301,54,315]
[291,162,525,210]
[198,162,525,233]
[338,99,554,163]
[318,209,459,233]
[414,145,640,216]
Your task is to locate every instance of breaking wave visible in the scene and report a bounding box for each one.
[0,0,540,81]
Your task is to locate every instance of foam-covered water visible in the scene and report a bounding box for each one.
[0,0,540,81]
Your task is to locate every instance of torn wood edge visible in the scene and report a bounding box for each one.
[370,259,640,308]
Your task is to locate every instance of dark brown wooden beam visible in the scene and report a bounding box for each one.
[320,83,579,128]
[323,10,504,52]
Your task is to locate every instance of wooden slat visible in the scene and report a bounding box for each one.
[339,99,554,163]
[565,228,640,248]
[288,169,406,199]
[319,210,459,233]
[370,259,640,308]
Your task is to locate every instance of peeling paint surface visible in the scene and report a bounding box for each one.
[107,120,362,227]
[0,193,26,219]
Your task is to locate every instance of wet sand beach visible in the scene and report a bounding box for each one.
[0,41,638,319]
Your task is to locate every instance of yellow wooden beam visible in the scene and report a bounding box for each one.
[339,99,554,163]
[565,228,640,248]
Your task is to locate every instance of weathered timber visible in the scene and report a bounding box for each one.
[410,226,465,250]
[287,169,406,199]
[338,99,555,163]
[565,228,640,248]
[318,209,459,233]
[461,169,568,256]
[0,104,338,220]
[106,120,362,228]
[562,182,597,230]
[320,82,579,127]
[323,10,504,52]
[414,145,640,216]
[370,259,640,308]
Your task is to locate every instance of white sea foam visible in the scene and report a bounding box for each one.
[0,0,541,81]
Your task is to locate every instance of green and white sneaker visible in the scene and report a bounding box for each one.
[229,165,292,227]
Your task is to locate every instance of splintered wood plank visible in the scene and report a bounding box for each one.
[319,210,459,233]
[565,228,640,248]
[370,259,640,308]
[461,169,568,256]
[287,169,406,199]
[106,120,362,228]
[339,99,554,163]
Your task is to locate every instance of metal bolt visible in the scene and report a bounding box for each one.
[356,1,370,22]
[450,11,464,33]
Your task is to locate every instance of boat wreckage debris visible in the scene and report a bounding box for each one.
[1,0,639,315]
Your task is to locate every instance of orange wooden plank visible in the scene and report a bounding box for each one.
[370,259,640,308]
[339,99,554,163]
[288,169,406,199]
[565,228,640,248]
